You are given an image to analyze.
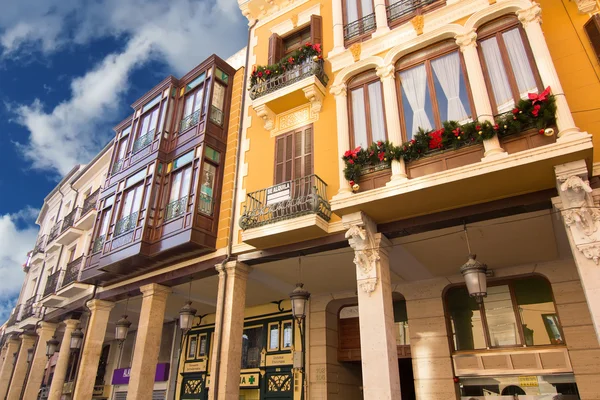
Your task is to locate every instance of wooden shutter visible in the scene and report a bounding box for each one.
[584,15,600,63]
[275,126,313,184]
[268,33,284,65]
[275,133,293,184]
[310,15,323,45]
[293,126,313,180]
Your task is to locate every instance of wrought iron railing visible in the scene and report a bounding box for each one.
[92,234,105,254]
[114,211,139,237]
[111,158,124,175]
[62,256,84,287]
[82,188,100,216]
[21,296,36,319]
[249,59,329,100]
[165,196,188,222]
[6,305,20,326]
[48,222,62,243]
[239,174,332,230]
[132,129,155,153]
[180,109,201,132]
[32,235,47,256]
[210,106,224,126]
[344,13,376,41]
[198,193,213,216]
[60,207,81,234]
[44,271,60,298]
[386,0,438,23]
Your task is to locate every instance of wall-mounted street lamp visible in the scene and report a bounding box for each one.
[290,281,310,400]
[459,225,488,303]
[26,348,34,363]
[178,302,197,332]
[115,316,131,343]
[46,336,59,359]
[70,327,84,351]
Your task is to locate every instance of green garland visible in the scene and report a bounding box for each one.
[343,89,556,184]
[249,43,323,88]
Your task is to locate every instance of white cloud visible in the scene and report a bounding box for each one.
[4,0,246,176]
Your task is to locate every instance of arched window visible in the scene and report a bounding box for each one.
[396,40,475,140]
[446,276,564,351]
[347,70,387,148]
[477,16,543,114]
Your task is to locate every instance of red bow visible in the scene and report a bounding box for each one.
[528,86,551,105]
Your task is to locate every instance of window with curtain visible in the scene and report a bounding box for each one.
[348,71,387,148]
[133,106,160,152]
[210,83,226,126]
[165,164,192,222]
[397,45,473,140]
[115,184,144,235]
[343,0,376,42]
[446,276,564,351]
[478,19,541,114]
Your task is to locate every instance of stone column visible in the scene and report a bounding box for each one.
[331,84,352,198]
[73,299,115,400]
[22,322,58,399]
[0,338,20,399]
[455,30,507,160]
[47,319,79,400]
[6,333,37,400]
[208,261,251,400]
[517,5,580,139]
[127,284,171,400]
[553,160,600,345]
[343,212,401,400]
[373,0,390,37]
[331,0,345,54]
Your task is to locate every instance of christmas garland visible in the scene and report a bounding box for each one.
[343,87,557,186]
[250,43,323,88]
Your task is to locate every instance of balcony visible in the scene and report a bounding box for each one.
[53,255,90,298]
[46,222,62,252]
[30,234,47,266]
[250,59,328,132]
[240,174,332,248]
[56,207,84,245]
[43,270,60,298]
[386,0,442,26]
[6,305,20,327]
[132,129,155,153]
[114,211,139,237]
[344,13,376,44]
[20,296,37,321]
[74,188,100,231]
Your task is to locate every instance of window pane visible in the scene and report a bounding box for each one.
[188,336,197,358]
[241,327,263,369]
[199,336,207,356]
[183,95,195,118]
[170,171,182,202]
[187,73,205,92]
[100,210,111,235]
[447,287,487,350]
[502,28,538,99]
[400,64,434,138]
[514,277,563,346]
[142,94,161,114]
[367,82,386,143]
[269,325,279,350]
[480,36,514,113]
[212,83,225,111]
[180,167,193,199]
[430,52,471,123]
[283,322,293,348]
[393,301,409,345]
[484,285,521,347]
[117,138,128,159]
[346,0,358,22]
[200,163,216,215]
[122,190,135,217]
[360,0,373,16]
[351,88,369,147]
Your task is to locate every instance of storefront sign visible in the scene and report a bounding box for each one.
[111,363,170,385]
[205,373,260,388]
[266,182,291,205]
[518,376,539,387]
[266,353,293,366]
[184,360,207,373]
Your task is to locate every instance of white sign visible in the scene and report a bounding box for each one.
[266,182,291,206]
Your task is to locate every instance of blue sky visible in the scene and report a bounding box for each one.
[0,0,247,321]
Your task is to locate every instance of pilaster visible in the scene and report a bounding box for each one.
[23,322,58,400]
[47,319,79,400]
[372,0,390,37]
[331,84,352,198]
[343,212,401,399]
[0,338,20,399]
[127,284,171,400]
[6,333,36,400]
[331,0,345,54]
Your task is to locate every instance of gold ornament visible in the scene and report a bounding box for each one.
[457,136,461,140]
[352,183,360,192]
[544,127,555,137]
[478,131,482,135]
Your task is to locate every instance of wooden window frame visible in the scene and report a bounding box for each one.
[199,147,222,217]
[395,41,476,142]
[444,276,566,353]
[342,0,376,47]
[476,16,543,115]
[268,15,322,65]
[134,104,162,147]
[186,334,198,360]
[283,25,311,55]
[347,70,389,148]
[273,125,314,185]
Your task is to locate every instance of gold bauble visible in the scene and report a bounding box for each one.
[544,127,555,137]
[352,183,360,192]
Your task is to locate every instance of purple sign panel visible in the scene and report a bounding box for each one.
[111,363,170,385]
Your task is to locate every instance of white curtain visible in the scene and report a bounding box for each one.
[400,64,433,135]
[431,52,469,122]
[351,88,369,147]
[368,82,386,143]
[361,0,373,15]
[346,0,358,22]
[503,28,538,99]
[481,37,514,113]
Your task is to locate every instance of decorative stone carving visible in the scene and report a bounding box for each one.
[411,15,424,35]
[580,243,600,265]
[349,43,361,62]
[345,225,381,275]
[290,14,298,28]
[376,64,395,80]
[573,0,598,14]
[254,104,276,131]
[455,30,477,52]
[517,4,542,27]
[302,85,325,114]
[330,83,347,98]
[358,277,378,294]
[558,175,600,236]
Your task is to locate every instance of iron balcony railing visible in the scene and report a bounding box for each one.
[210,106,224,126]
[344,13,376,41]
[82,188,100,216]
[180,109,200,132]
[114,211,139,237]
[132,129,155,153]
[21,296,36,319]
[239,174,332,230]
[48,221,62,244]
[92,234,105,254]
[165,196,188,222]
[249,59,329,100]
[44,270,60,297]
[60,207,81,234]
[198,193,214,216]
[62,256,84,287]
[32,235,47,256]
[6,305,20,326]
[111,158,124,175]
[386,0,438,23]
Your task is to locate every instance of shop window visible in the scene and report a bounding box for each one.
[446,276,563,351]
[187,335,198,360]
[348,71,386,148]
[198,334,208,357]
[282,321,293,349]
[268,322,280,351]
[241,326,263,369]
[459,375,580,398]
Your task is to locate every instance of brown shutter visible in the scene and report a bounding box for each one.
[310,15,323,45]
[275,126,313,184]
[268,33,284,65]
[584,15,600,63]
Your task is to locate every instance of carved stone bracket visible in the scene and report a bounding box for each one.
[573,0,598,14]
[376,64,395,81]
[330,83,347,98]
[517,4,542,27]
[302,85,325,114]
[254,104,276,131]
[358,277,378,294]
[578,243,600,265]
[455,30,477,52]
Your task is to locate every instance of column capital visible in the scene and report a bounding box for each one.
[139,283,171,299]
[216,261,252,279]
[330,83,347,98]
[376,64,395,80]
[62,319,80,330]
[86,299,115,313]
[455,29,477,51]
[37,321,58,334]
[517,4,541,27]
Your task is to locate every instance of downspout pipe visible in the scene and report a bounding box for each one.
[211,18,257,400]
